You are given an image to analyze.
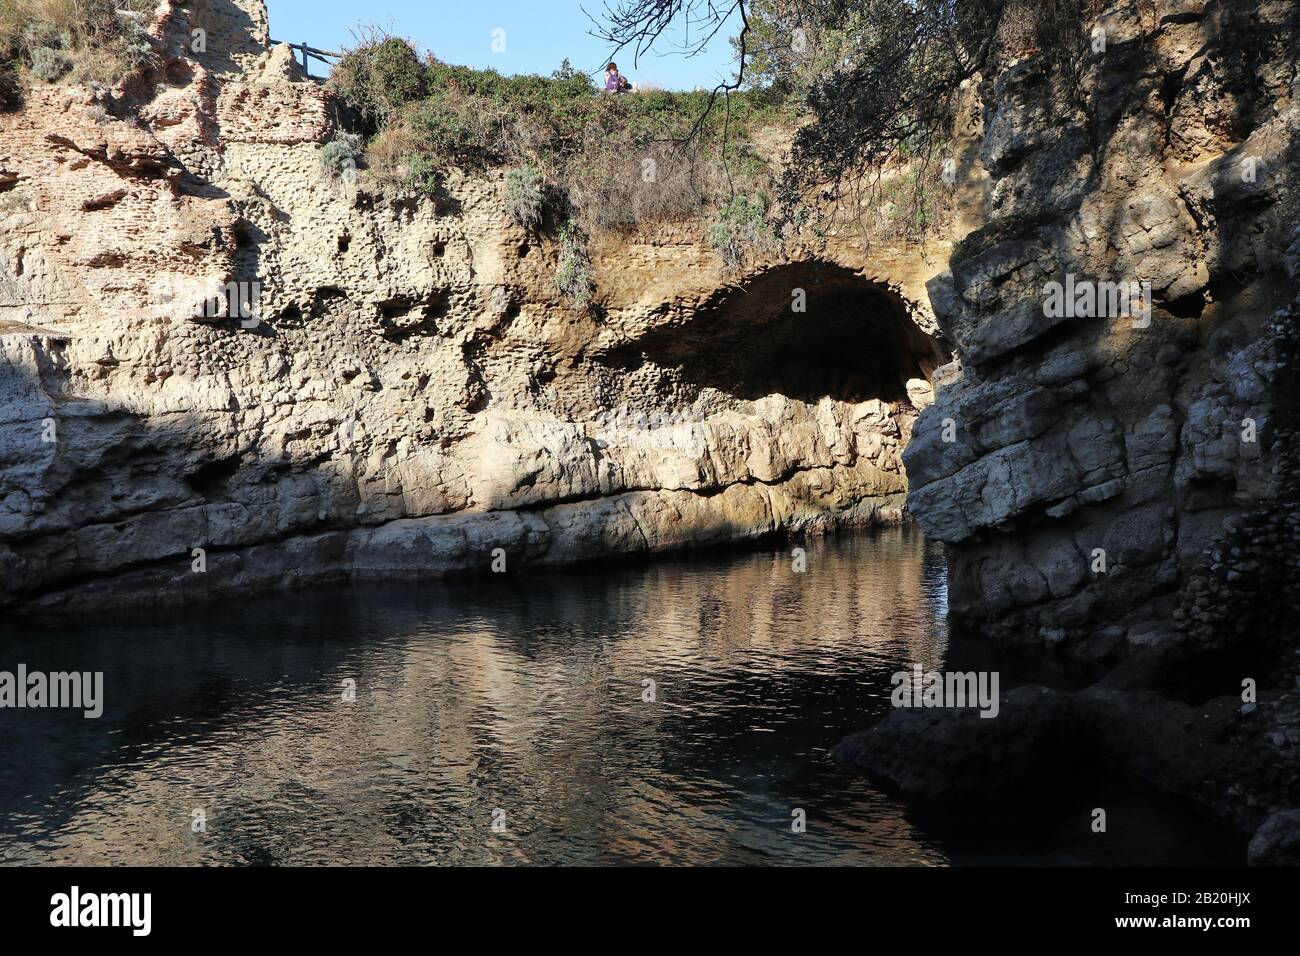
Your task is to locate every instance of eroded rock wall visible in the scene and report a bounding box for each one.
[831,0,1300,855]
[0,0,942,609]
[906,0,1300,667]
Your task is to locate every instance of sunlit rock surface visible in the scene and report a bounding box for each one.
[0,0,945,610]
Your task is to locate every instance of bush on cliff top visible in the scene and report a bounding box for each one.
[27,44,68,82]
[505,166,545,230]
[709,194,779,275]
[553,221,594,308]
[329,36,791,236]
[327,32,429,131]
[320,132,364,180]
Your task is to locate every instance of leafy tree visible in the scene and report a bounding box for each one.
[730,0,854,96]
[591,0,1018,232]
[780,0,1007,223]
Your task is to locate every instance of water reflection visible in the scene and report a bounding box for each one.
[0,527,1235,865]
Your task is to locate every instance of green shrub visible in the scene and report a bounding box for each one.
[121,18,153,66]
[405,154,441,197]
[404,93,500,166]
[333,35,792,230]
[329,35,430,131]
[709,195,779,274]
[320,132,363,180]
[554,221,593,308]
[28,45,68,82]
[505,166,544,229]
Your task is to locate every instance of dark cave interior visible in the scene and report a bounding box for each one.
[605,261,943,405]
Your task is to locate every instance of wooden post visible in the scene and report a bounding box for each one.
[301,42,310,77]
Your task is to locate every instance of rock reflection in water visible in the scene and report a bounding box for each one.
[0,527,1233,865]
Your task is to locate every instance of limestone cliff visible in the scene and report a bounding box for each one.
[906,0,1300,669]
[847,0,1300,860]
[0,0,943,610]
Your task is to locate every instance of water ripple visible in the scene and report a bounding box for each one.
[0,527,1235,865]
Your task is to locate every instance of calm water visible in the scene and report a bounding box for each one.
[0,527,1239,865]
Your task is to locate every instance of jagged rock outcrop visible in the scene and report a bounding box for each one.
[845,0,1300,855]
[0,0,944,610]
[907,0,1298,662]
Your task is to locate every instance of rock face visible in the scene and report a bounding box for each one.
[1248,809,1300,866]
[850,0,1300,855]
[836,666,1300,837]
[831,686,1084,803]
[0,0,944,610]
[906,0,1300,665]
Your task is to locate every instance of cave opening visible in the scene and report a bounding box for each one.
[606,261,943,404]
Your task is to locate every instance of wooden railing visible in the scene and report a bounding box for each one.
[269,40,342,78]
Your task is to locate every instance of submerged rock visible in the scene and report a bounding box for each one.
[831,686,1083,803]
[1249,810,1300,866]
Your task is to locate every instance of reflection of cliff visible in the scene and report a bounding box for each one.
[0,530,949,865]
[0,0,945,611]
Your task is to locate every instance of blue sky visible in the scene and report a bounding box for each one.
[264,0,744,91]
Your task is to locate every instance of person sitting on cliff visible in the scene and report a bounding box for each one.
[604,62,631,93]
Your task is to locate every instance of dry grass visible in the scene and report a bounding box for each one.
[0,0,156,87]
[365,122,426,187]
[564,143,717,232]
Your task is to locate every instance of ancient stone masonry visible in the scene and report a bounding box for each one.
[0,0,942,610]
